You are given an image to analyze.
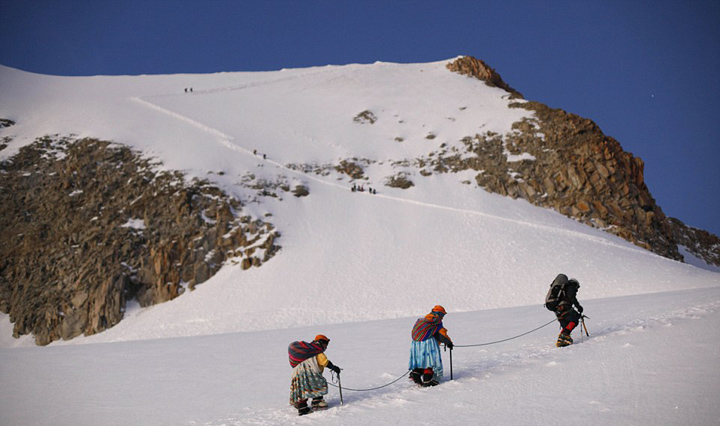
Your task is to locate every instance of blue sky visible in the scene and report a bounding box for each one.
[1,0,719,236]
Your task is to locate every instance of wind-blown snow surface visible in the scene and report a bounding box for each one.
[1,59,719,425]
[1,288,719,426]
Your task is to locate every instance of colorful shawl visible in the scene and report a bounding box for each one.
[411,314,444,342]
[288,341,325,368]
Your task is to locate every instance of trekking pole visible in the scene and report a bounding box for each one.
[337,370,344,405]
[444,344,453,380]
[450,347,454,381]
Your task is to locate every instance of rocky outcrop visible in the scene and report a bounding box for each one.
[0,118,13,151]
[416,100,680,260]
[502,101,679,260]
[446,56,523,99]
[668,218,720,266]
[443,57,719,265]
[335,160,366,180]
[385,172,414,189]
[0,136,280,345]
[353,110,377,124]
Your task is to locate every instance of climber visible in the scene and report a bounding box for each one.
[288,334,342,415]
[409,305,453,386]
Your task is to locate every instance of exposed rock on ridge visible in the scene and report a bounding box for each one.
[447,56,523,99]
[503,101,680,260]
[668,218,720,266]
[444,57,719,265]
[0,118,13,151]
[0,136,280,345]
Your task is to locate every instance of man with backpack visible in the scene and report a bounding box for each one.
[544,274,584,347]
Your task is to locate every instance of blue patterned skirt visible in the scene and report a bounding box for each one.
[408,338,443,381]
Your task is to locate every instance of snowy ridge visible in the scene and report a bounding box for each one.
[130,96,237,142]
[1,58,718,343]
[132,92,677,259]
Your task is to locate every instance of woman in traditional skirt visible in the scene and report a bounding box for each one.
[409,305,453,387]
[288,334,342,416]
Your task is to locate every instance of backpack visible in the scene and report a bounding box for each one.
[288,341,324,368]
[544,274,569,311]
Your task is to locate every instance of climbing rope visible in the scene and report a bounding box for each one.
[454,318,557,348]
[324,319,558,391]
[327,370,411,392]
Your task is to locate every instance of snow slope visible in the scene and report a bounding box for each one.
[2,59,718,345]
[1,59,719,425]
[1,287,719,426]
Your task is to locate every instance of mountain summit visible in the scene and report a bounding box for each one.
[0,57,718,345]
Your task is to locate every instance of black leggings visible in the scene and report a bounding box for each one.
[558,309,580,333]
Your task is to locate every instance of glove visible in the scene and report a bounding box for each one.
[577,305,584,314]
[446,341,454,350]
[327,361,341,374]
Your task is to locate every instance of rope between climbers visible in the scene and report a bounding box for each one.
[327,370,410,392]
[454,318,557,348]
[325,319,557,391]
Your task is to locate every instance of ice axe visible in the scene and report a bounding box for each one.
[581,315,590,337]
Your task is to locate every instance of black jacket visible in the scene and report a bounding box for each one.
[557,283,583,315]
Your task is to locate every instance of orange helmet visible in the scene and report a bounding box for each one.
[431,305,447,315]
[314,334,330,343]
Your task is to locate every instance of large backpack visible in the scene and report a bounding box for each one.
[544,274,569,311]
[288,341,324,368]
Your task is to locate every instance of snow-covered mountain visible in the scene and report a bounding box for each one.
[1,58,719,426]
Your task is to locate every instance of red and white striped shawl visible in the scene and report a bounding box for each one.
[288,341,325,368]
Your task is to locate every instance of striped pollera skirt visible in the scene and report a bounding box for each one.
[289,357,328,405]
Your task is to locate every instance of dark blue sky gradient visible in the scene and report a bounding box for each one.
[1,0,719,236]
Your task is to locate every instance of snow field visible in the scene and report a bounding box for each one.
[1,287,719,426]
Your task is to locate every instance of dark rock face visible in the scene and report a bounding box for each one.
[0,136,280,345]
[446,56,523,99]
[0,118,13,151]
[443,56,719,266]
[503,101,680,261]
[668,218,720,266]
[385,173,414,189]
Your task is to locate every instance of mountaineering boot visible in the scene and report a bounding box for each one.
[409,369,423,385]
[421,368,439,387]
[312,397,328,411]
[556,331,573,347]
[297,400,311,416]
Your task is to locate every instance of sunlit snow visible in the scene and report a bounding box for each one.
[1,60,718,426]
